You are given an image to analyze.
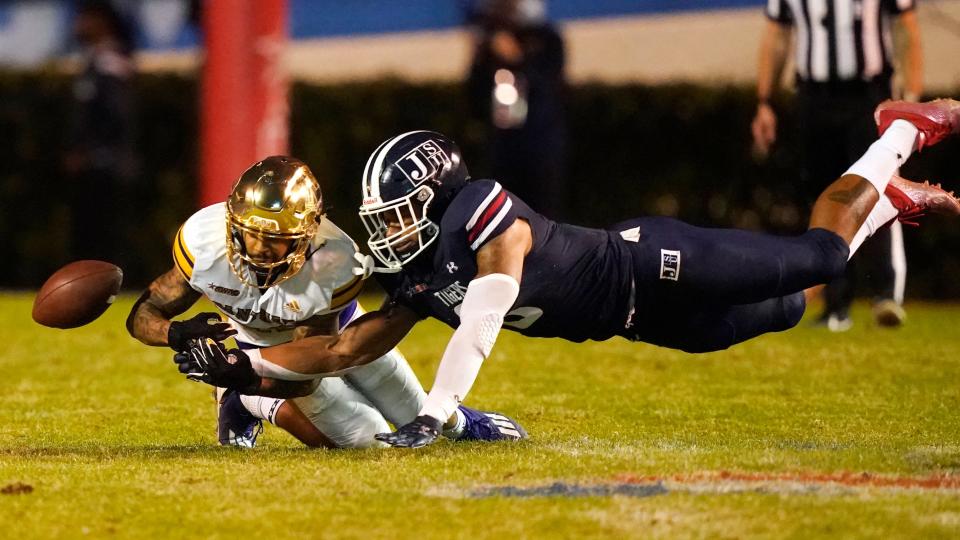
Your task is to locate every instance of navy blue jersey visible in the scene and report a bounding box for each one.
[377,180,634,342]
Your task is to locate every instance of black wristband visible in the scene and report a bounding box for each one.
[167,321,185,351]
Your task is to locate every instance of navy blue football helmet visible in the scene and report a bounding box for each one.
[359,131,470,270]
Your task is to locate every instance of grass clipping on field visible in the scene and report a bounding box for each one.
[1,293,960,539]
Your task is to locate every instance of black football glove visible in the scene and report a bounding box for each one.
[167,312,237,352]
[173,350,195,376]
[182,338,260,394]
[374,415,443,448]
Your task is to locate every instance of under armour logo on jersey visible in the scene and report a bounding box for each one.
[284,300,302,313]
[446,261,458,273]
[659,249,681,281]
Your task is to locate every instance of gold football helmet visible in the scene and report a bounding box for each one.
[225,156,322,288]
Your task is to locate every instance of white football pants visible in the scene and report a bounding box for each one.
[242,304,425,448]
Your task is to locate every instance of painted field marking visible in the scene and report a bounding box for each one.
[464,471,960,499]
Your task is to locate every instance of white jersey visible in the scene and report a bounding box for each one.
[172,203,364,346]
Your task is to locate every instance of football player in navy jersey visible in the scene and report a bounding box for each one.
[185,99,960,448]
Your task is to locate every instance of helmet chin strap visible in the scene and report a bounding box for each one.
[352,252,401,278]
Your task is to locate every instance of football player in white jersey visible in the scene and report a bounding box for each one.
[128,156,526,448]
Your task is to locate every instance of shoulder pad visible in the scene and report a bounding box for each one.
[442,180,517,251]
[174,204,225,282]
[308,218,365,310]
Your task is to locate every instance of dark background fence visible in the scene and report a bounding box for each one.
[2,72,958,296]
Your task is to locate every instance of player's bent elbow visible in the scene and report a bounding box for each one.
[124,290,151,341]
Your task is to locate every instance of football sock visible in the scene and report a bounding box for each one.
[442,407,467,440]
[239,394,284,424]
[844,120,918,194]
[848,193,898,257]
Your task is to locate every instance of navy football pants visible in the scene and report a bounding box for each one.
[611,217,849,353]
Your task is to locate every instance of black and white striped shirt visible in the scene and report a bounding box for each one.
[766,0,915,82]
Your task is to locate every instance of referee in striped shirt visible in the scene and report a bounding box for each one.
[752,0,923,331]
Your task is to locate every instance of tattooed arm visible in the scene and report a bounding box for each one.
[128,268,321,400]
[126,267,203,346]
[252,312,342,398]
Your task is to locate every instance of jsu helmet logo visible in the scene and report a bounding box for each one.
[397,140,449,183]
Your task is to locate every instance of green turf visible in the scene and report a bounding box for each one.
[2,292,959,539]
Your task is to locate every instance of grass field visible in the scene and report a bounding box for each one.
[2,292,960,539]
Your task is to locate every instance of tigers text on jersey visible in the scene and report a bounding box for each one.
[376,180,635,342]
[173,203,364,346]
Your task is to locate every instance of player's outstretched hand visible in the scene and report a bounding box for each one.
[375,416,443,448]
[167,312,237,352]
[183,338,260,393]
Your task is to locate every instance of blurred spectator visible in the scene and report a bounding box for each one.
[752,0,923,331]
[63,1,138,272]
[466,0,567,218]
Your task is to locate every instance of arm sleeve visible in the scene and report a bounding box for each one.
[765,0,794,24]
[418,273,520,422]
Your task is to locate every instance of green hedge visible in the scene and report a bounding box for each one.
[2,72,958,297]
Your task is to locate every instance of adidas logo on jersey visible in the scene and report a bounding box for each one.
[285,300,302,313]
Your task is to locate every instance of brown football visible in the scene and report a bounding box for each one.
[32,260,124,329]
